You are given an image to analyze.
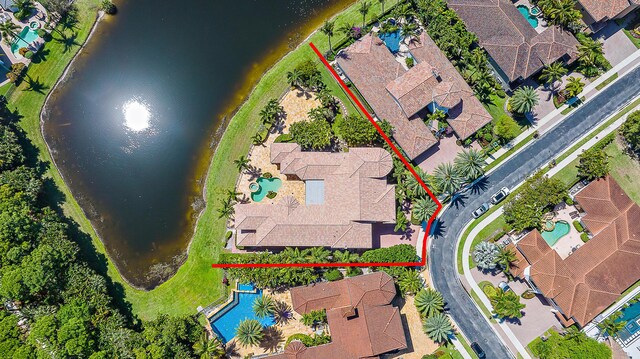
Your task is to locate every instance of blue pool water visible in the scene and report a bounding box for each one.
[237,283,255,291]
[541,220,570,246]
[616,300,640,343]
[379,30,401,53]
[11,27,39,54]
[209,286,275,343]
[251,177,282,202]
[517,5,539,28]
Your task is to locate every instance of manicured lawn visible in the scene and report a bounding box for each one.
[623,28,640,48]
[552,157,579,187]
[482,94,510,123]
[7,0,391,320]
[605,139,640,204]
[435,342,465,359]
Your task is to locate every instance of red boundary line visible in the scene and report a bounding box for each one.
[211,43,442,269]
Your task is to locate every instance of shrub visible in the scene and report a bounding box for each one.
[565,197,574,205]
[521,290,536,300]
[482,283,498,298]
[473,241,500,270]
[24,51,33,59]
[100,0,117,14]
[405,57,414,68]
[301,310,327,327]
[581,233,590,242]
[225,231,233,240]
[577,147,609,180]
[573,221,584,232]
[7,63,26,83]
[620,111,640,154]
[346,267,362,277]
[493,116,520,143]
[274,133,293,143]
[262,172,273,179]
[18,47,28,56]
[289,119,333,150]
[266,191,277,199]
[325,269,343,281]
[37,29,46,37]
[286,333,312,346]
[334,114,380,146]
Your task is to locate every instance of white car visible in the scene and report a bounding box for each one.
[472,203,490,219]
[490,187,510,205]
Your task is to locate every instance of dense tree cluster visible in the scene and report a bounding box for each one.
[504,171,567,231]
[577,147,610,181]
[0,99,205,358]
[531,330,611,359]
[621,110,640,154]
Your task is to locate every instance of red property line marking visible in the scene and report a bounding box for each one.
[211,42,442,269]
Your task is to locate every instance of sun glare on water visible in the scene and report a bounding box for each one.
[123,99,151,132]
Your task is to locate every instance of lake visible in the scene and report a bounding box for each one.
[43,0,351,288]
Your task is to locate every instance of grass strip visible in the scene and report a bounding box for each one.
[456,333,479,359]
[484,132,536,172]
[596,73,619,91]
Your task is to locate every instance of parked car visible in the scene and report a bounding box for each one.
[472,203,490,219]
[490,187,510,204]
[470,342,486,358]
[498,281,512,292]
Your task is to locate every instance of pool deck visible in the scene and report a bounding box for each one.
[549,202,584,259]
[513,0,547,34]
[0,3,49,76]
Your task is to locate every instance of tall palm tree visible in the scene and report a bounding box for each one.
[273,300,292,325]
[253,295,276,318]
[338,22,356,39]
[235,319,264,347]
[423,312,454,343]
[286,69,302,89]
[546,0,581,28]
[400,22,420,44]
[495,247,517,275]
[510,86,539,114]
[192,332,226,359]
[217,197,234,219]
[398,269,423,297]
[415,288,444,318]
[320,20,335,54]
[433,162,463,196]
[378,0,386,15]
[234,155,250,172]
[0,21,20,43]
[412,196,437,223]
[406,167,430,199]
[564,76,585,98]
[539,62,567,91]
[598,314,626,337]
[453,149,485,182]
[359,1,371,28]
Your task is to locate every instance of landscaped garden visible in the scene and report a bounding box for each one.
[528,328,611,359]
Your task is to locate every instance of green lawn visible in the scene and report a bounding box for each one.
[595,73,618,91]
[6,0,391,320]
[605,139,640,203]
[468,216,508,268]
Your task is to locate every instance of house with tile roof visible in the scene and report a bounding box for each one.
[576,0,640,28]
[335,31,492,160]
[234,143,396,249]
[266,272,407,359]
[510,176,640,327]
[446,0,579,85]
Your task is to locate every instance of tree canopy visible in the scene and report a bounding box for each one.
[621,110,640,154]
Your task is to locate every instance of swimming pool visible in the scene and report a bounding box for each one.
[541,220,570,246]
[11,27,39,54]
[616,300,640,344]
[251,177,282,202]
[209,284,275,343]
[379,30,401,53]
[517,5,539,28]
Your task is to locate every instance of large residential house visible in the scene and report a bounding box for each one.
[510,176,640,327]
[336,32,492,160]
[447,0,579,85]
[576,0,640,29]
[234,143,396,250]
[267,272,408,359]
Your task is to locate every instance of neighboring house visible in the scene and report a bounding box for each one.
[510,176,640,327]
[576,0,640,28]
[267,272,408,358]
[447,0,579,85]
[335,32,492,160]
[234,143,396,249]
[0,0,16,11]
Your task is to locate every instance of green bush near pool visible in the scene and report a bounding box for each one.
[581,233,590,242]
[573,220,584,232]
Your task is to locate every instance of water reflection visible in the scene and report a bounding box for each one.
[123,98,151,132]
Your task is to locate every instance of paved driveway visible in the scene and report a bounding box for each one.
[596,22,637,67]
[428,67,640,358]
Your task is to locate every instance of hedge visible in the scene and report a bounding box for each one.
[581,233,590,242]
[573,220,584,232]
[325,269,343,281]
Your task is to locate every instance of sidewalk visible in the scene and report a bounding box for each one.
[485,49,640,170]
[458,102,640,359]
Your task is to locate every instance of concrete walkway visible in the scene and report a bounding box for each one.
[458,102,640,358]
[485,49,640,171]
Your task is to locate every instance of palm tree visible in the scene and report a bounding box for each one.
[546,0,581,29]
[234,155,250,172]
[359,1,371,28]
[598,314,626,337]
[453,149,485,182]
[510,86,539,114]
[286,69,302,89]
[235,319,264,347]
[192,332,226,359]
[333,249,359,263]
[565,326,587,343]
[539,62,567,91]
[378,0,386,15]
[495,247,517,275]
[217,197,234,219]
[433,162,463,196]
[253,295,276,318]
[306,247,330,263]
[490,290,525,319]
[423,312,454,343]
[400,23,420,44]
[281,247,307,263]
[406,167,430,198]
[320,20,335,54]
[272,300,292,325]
[0,21,20,43]
[338,22,356,39]
[14,0,34,21]
[398,269,423,297]
[415,288,444,318]
[564,76,585,98]
[412,196,437,223]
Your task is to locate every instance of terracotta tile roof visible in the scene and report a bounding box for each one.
[447,0,579,82]
[336,32,492,157]
[270,273,406,359]
[234,144,395,249]
[578,0,638,22]
[506,243,528,278]
[514,176,640,326]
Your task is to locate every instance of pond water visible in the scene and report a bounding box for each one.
[43,0,352,288]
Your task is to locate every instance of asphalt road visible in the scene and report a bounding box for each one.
[428,66,640,358]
